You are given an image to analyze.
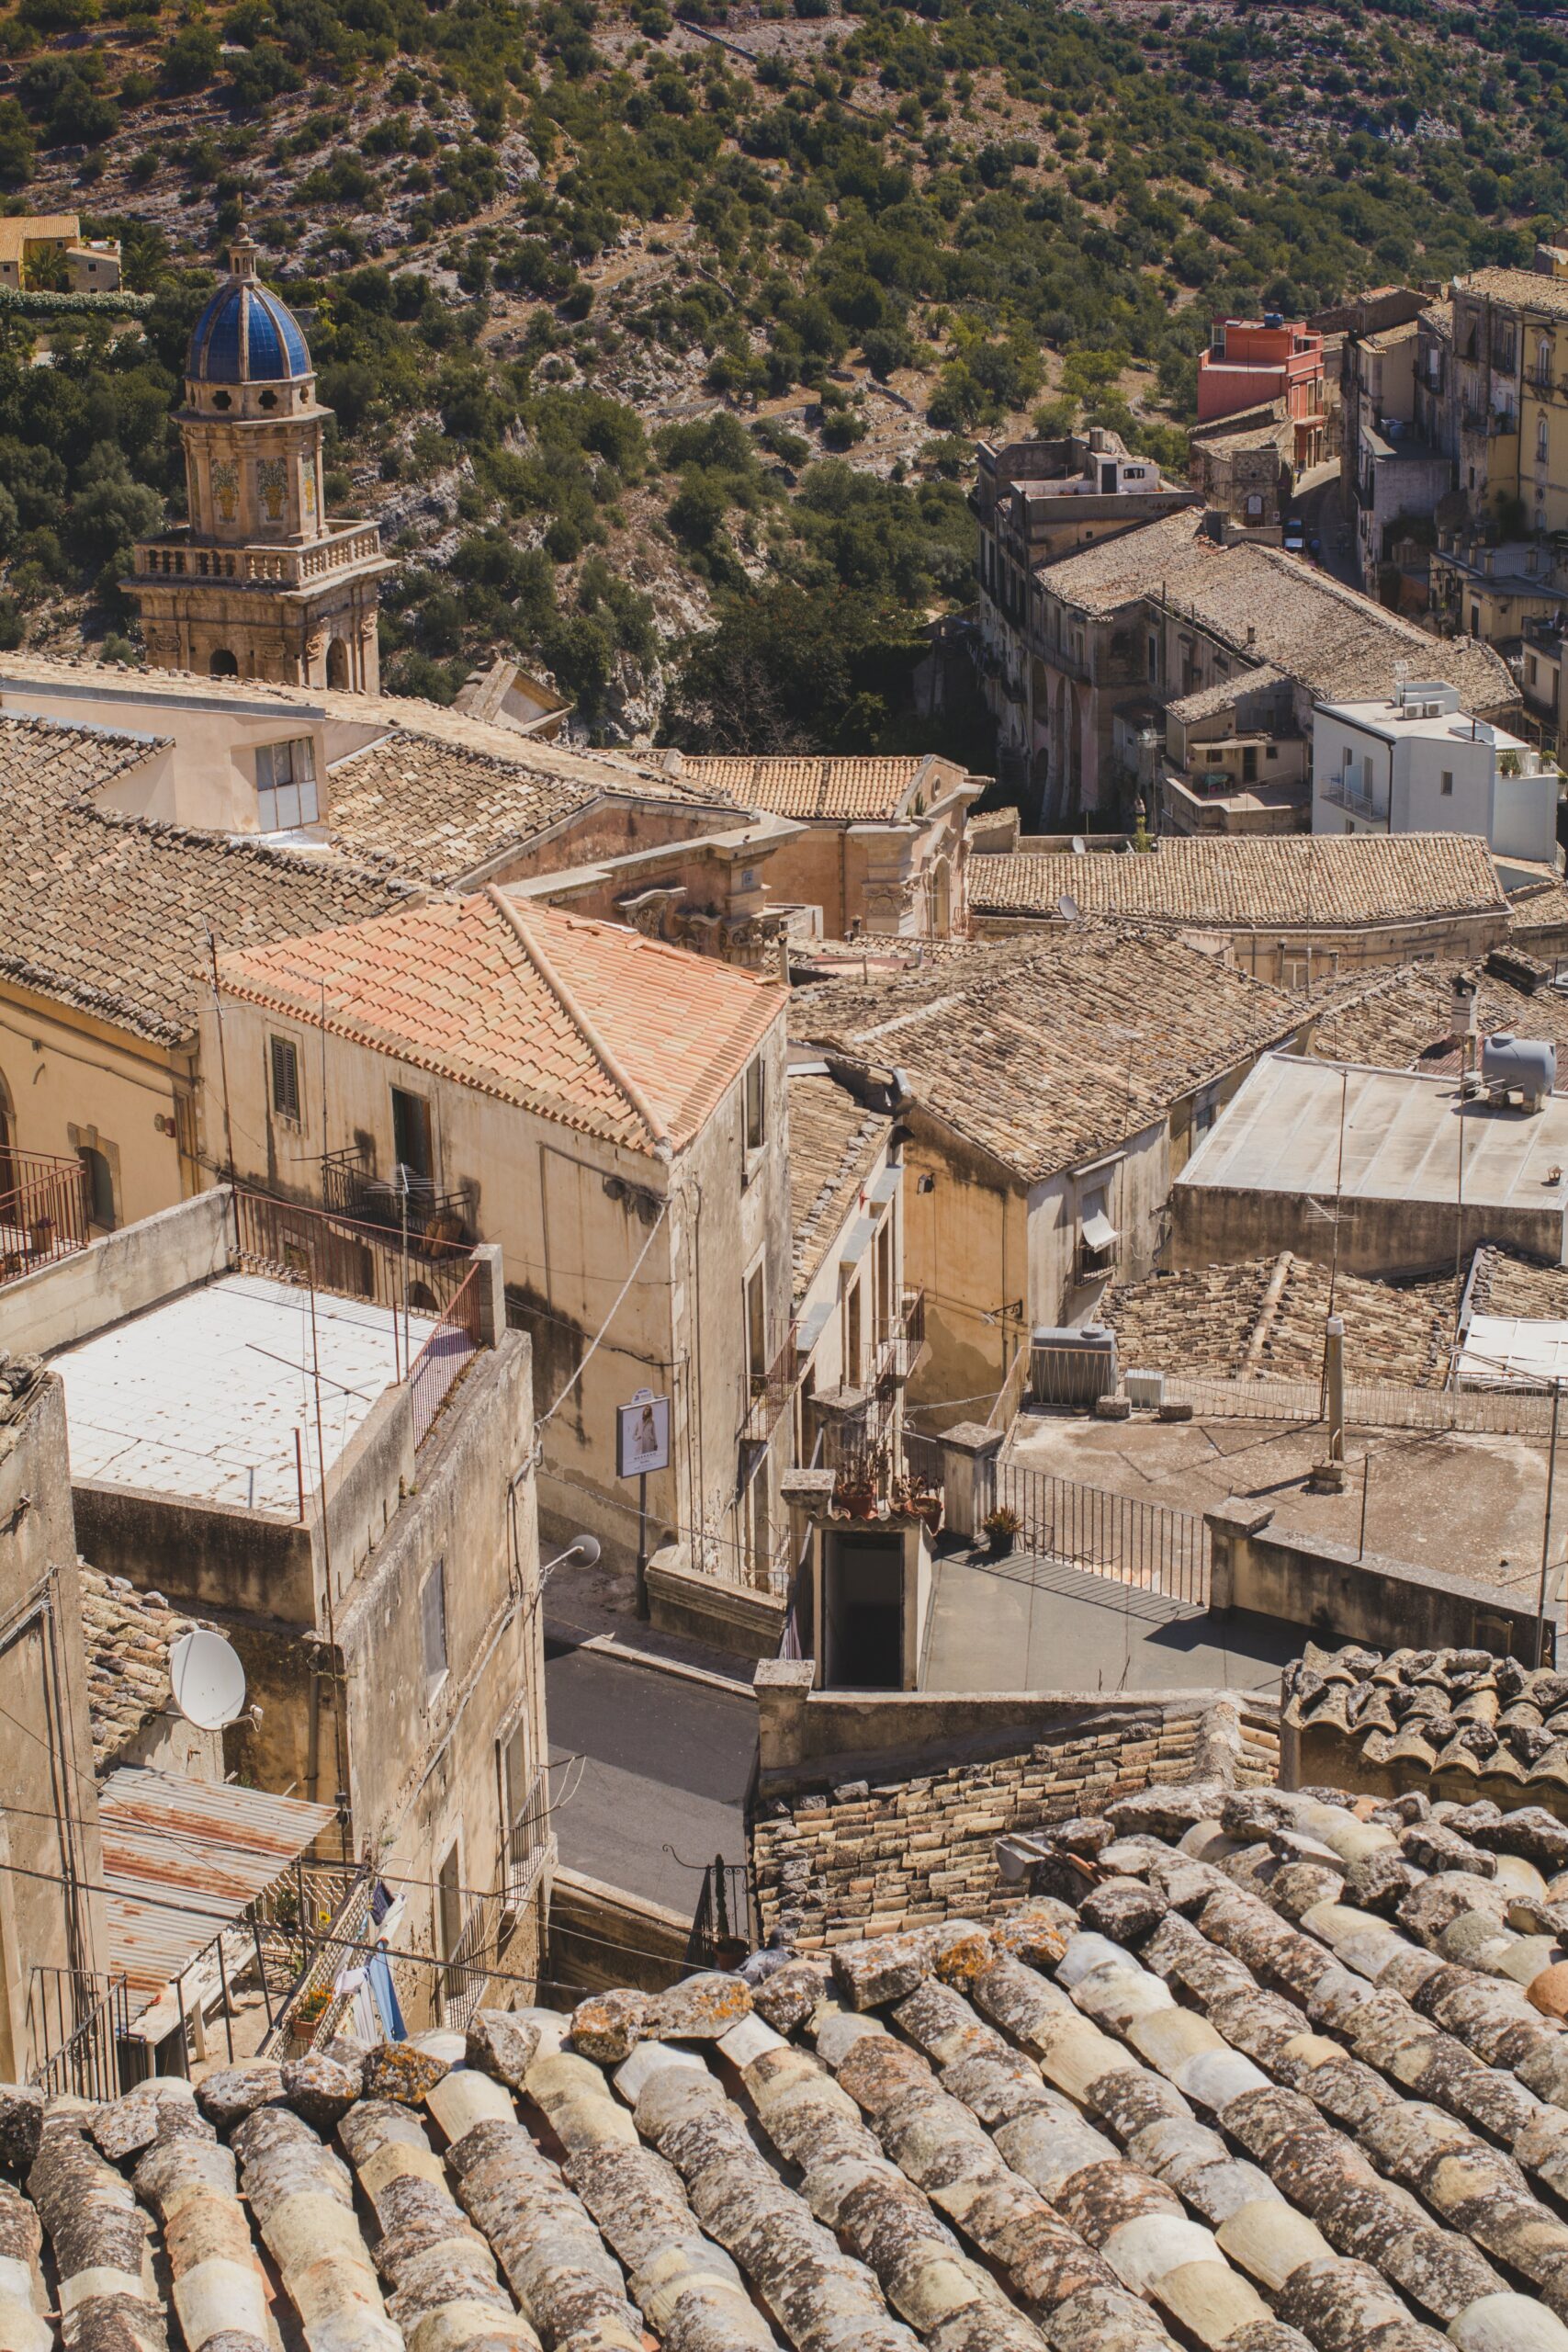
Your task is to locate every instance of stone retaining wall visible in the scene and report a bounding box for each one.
[750,1688,1279,1951]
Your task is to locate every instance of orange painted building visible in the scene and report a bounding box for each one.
[1198,316,1327,468]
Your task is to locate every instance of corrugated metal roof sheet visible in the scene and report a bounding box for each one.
[98,1766,335,2010]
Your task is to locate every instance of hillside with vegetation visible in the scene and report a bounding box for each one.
[3,0,1565,750]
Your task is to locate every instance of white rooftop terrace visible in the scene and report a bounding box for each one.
[53,1272,434,1512]
[1179,1050,1568,1210]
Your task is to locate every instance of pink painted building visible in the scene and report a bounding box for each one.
[1198,316,1326,468]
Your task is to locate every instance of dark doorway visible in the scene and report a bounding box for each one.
[326,638,349,690]
[391,1087,434,1185]
[822,1531,904,1688]
[209,648,239,677]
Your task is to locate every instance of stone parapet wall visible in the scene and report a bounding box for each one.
[750,1686,1279,1950]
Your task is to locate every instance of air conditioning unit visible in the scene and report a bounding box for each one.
[1030,1325,1117,1407]
[1124,1368,1166,1409]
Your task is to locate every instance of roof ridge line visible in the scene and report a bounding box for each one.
[486,887,672,1159]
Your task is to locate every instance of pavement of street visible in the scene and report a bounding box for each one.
[544,1638,758,1917]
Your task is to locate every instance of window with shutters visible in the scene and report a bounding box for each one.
[421,1559,447,1697]
[269,1035,301,1126]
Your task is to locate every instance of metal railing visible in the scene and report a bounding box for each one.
[410,1262,484,1448]
[1159,1368,1557,1438]
[440,1893,513,2031]
[995,1459,1211,1605]
[321,1148,471,1253]
[232,1184,473,1324]
[504,1768,552,1916]
[745,1318,801,1442]
[258,1865,376,2058]
[874,1287,927,1385]
[1319,774,1388,820]
[28,1968,138,2102]
[686,1856,754,1968]
[0,1151,90,1285]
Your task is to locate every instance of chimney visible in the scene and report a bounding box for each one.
[1246,624,1257,648]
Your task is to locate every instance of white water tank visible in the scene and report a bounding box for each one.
[1482,1033,1556,1110]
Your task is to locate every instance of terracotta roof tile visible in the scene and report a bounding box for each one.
[217,892,784,1156]
[0,714,409,1044]
[970,835,1506,931]
[324,729,725,888]
[24,1657,1568,2352]
[1306,955,1568,1070]
[1037,508,1514,707]
[1106,1253,1459,1385]
[1509,876,1568,937]
[78,1567,209,1774]
[791,922,1303,1182]
[788,1069,890,1304]
[1454,265,1568,319]
[678,752,971,823]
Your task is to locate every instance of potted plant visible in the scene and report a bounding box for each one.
[833,1463,879,1521]
[983,1505,1021,1559]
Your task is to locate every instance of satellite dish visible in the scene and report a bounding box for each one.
[1071,835,1087,855]
[1057,891,1081,921]
[169,1629,248,1729]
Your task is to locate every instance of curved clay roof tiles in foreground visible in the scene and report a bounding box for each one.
[16,1686,1568,2352]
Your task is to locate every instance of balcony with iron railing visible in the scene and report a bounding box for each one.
[874,1286,927,1385]
[746,1318,802,1442]
[0,1151,90,1286]
[321,1147,472,1254]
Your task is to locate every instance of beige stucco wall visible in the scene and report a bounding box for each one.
[336,1329,549,2015]
[0,979,197,1234]
[202,987,795,1587]
[793,1136,902,1417]
[0,670,403,833]
[0,1376,107,2075]
[901,1114,1028,1428]
[750,803,969,939]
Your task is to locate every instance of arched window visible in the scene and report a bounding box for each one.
[78,1146,115,1232]
[1540,413,1551,463]
[326,639,349,691]
[1540,338,1554,388]
[209,648,239,678]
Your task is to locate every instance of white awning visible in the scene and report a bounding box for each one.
[1080,1211,1119,1252]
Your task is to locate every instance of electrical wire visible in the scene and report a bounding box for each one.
[530,1196,671,1458]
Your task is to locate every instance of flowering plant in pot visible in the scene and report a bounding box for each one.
[983,1505,1021,1558]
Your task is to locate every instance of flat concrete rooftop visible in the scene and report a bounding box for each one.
[1179,1051,1568,1211]
[53,1273,434,1512]
[1007,1405,1551,1600]
[921,1548,1299,1697]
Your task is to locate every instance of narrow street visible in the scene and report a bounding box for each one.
[544,1639,757,1917]
[1295,458,1358,589]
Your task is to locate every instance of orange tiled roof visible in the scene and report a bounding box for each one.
[216,893,784,1156]
[679,753,969,824]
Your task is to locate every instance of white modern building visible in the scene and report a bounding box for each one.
[1313,680,1561,866]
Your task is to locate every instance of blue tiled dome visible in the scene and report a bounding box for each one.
[187,260,310,385]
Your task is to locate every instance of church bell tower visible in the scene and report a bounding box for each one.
[127,234,392,691]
